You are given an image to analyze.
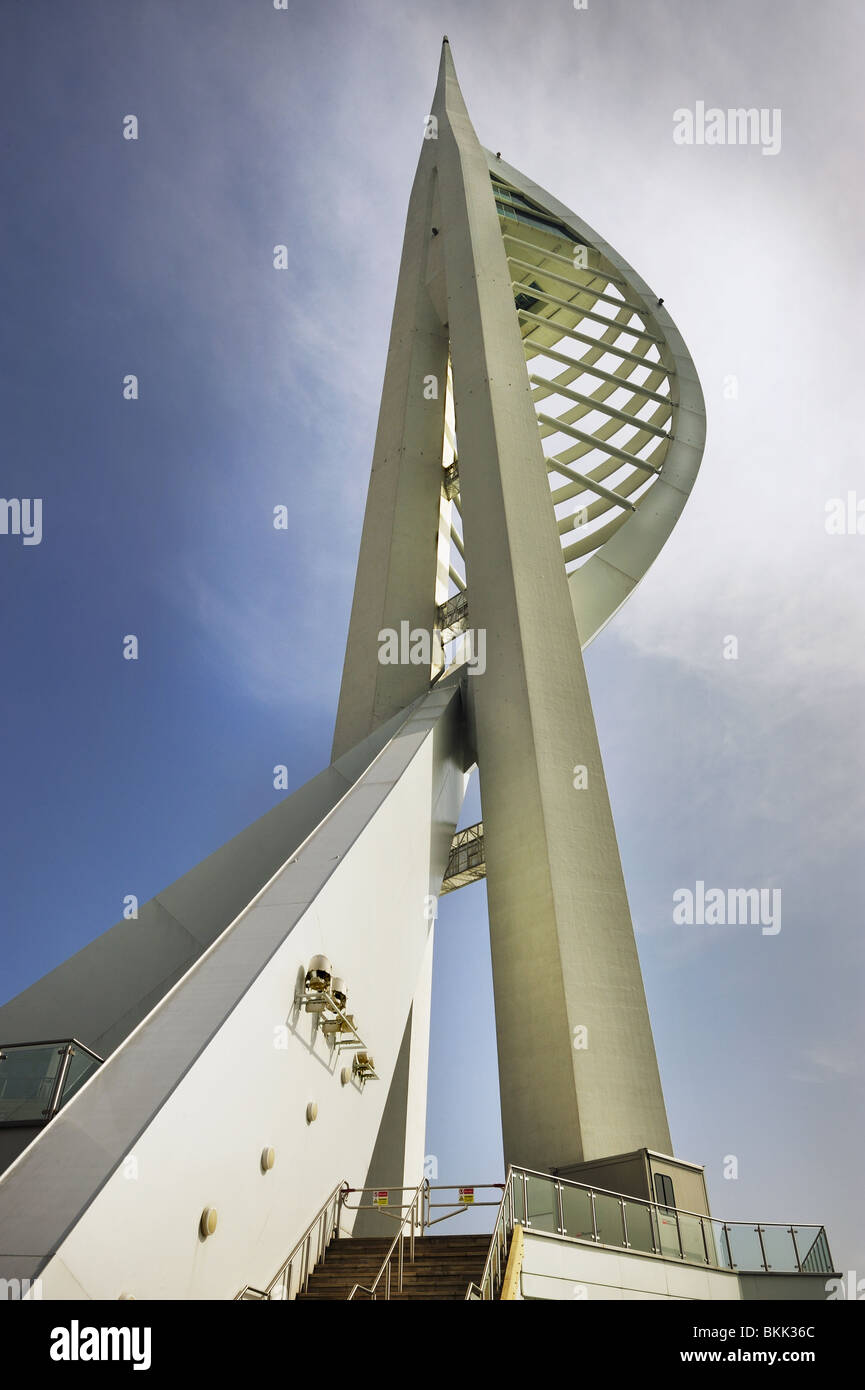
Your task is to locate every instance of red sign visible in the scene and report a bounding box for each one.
[458,1187,475,1205]
[374,1189,388,1207]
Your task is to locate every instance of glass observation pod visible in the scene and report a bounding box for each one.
[0,1039,103,1127]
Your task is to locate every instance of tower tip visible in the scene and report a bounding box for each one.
[434,35,460,108]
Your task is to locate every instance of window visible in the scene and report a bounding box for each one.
[514,281,544,314]
[654,1172,676,1210]
[491,176,574,239]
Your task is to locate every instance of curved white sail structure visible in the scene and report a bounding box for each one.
[482,152,705,647]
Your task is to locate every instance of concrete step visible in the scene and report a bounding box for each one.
[322,1256,492,1267]
[311,1262,483,1278]
[300,1281,473,1297]
[313,1271,483,1283]
[296,1292,468,1301]
[293,1231,494,1301]
[330,1236,490,1250]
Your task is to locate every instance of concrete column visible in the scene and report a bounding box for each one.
[432,41,671,1168]
[331,133,450,760]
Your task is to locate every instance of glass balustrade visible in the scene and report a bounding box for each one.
[514,1167,831,1277]
[561,1182,594,1241]
[623,1199,655,1255]
[525,1174,559,1233]
[593,1192,625,1247]
[0,1040,102,1126]
[795,1226,833,1275]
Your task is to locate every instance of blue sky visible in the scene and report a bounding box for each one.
[1,0,862,1272]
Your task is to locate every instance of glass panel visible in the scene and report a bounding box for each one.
[759,1225,799,1272]
[725,1224,765,1271]
[706,1220,731,1269]
[655,1207,682,1258]
[593,1193,625,1248]
[561,1184,594,1241]
[623,1200,655,1254]
[795,1227,833,1275]
[525,1176,558,1233]
[58,1049,100,1107]
[0,1044,63,1123]
[679,1213,708,1264]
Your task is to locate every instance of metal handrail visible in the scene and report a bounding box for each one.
[234,1179,346,1300]
[235,1166,831,1301]
[339,1180,503,1228]
[423,1181,504,1228]
[0,1037,103,1056]
[347,1178,427,1300]
[464,1168,516,1300]
[338,1183,425,1226]
[519,1164,824,1231]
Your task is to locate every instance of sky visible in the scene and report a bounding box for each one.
[1,0,863,1277]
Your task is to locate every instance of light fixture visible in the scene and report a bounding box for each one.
[304,956,333,1013]
[199,1207,218,1238]
[305,955,332,992]
[353,1052,377,1081]
[330,977,348,1010]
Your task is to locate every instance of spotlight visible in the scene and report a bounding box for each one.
[353,1052,376,1081]
[305,955,332,992]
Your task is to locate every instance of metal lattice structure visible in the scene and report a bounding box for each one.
[440,822,485,894]
[439,158,705,652]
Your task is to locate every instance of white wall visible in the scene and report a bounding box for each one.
[0,682,466,1299]
[519,1231,833,1302]
[520,1230,741,1301]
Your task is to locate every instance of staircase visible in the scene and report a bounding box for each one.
[296,1233,494,1301]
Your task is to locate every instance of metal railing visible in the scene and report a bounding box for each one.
[236,1166,832,1302]
[234,1180,345,1301]
[423,1181,504,1227]
[338,1180,505,1230]
[346,1179,426,1300]
[465,1171,518,1299]
[507,1167,834,1277]
[339,1181,505,1299]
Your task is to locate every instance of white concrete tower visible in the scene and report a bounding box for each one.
[334,39,706,1171]
[0,41,707,1300]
